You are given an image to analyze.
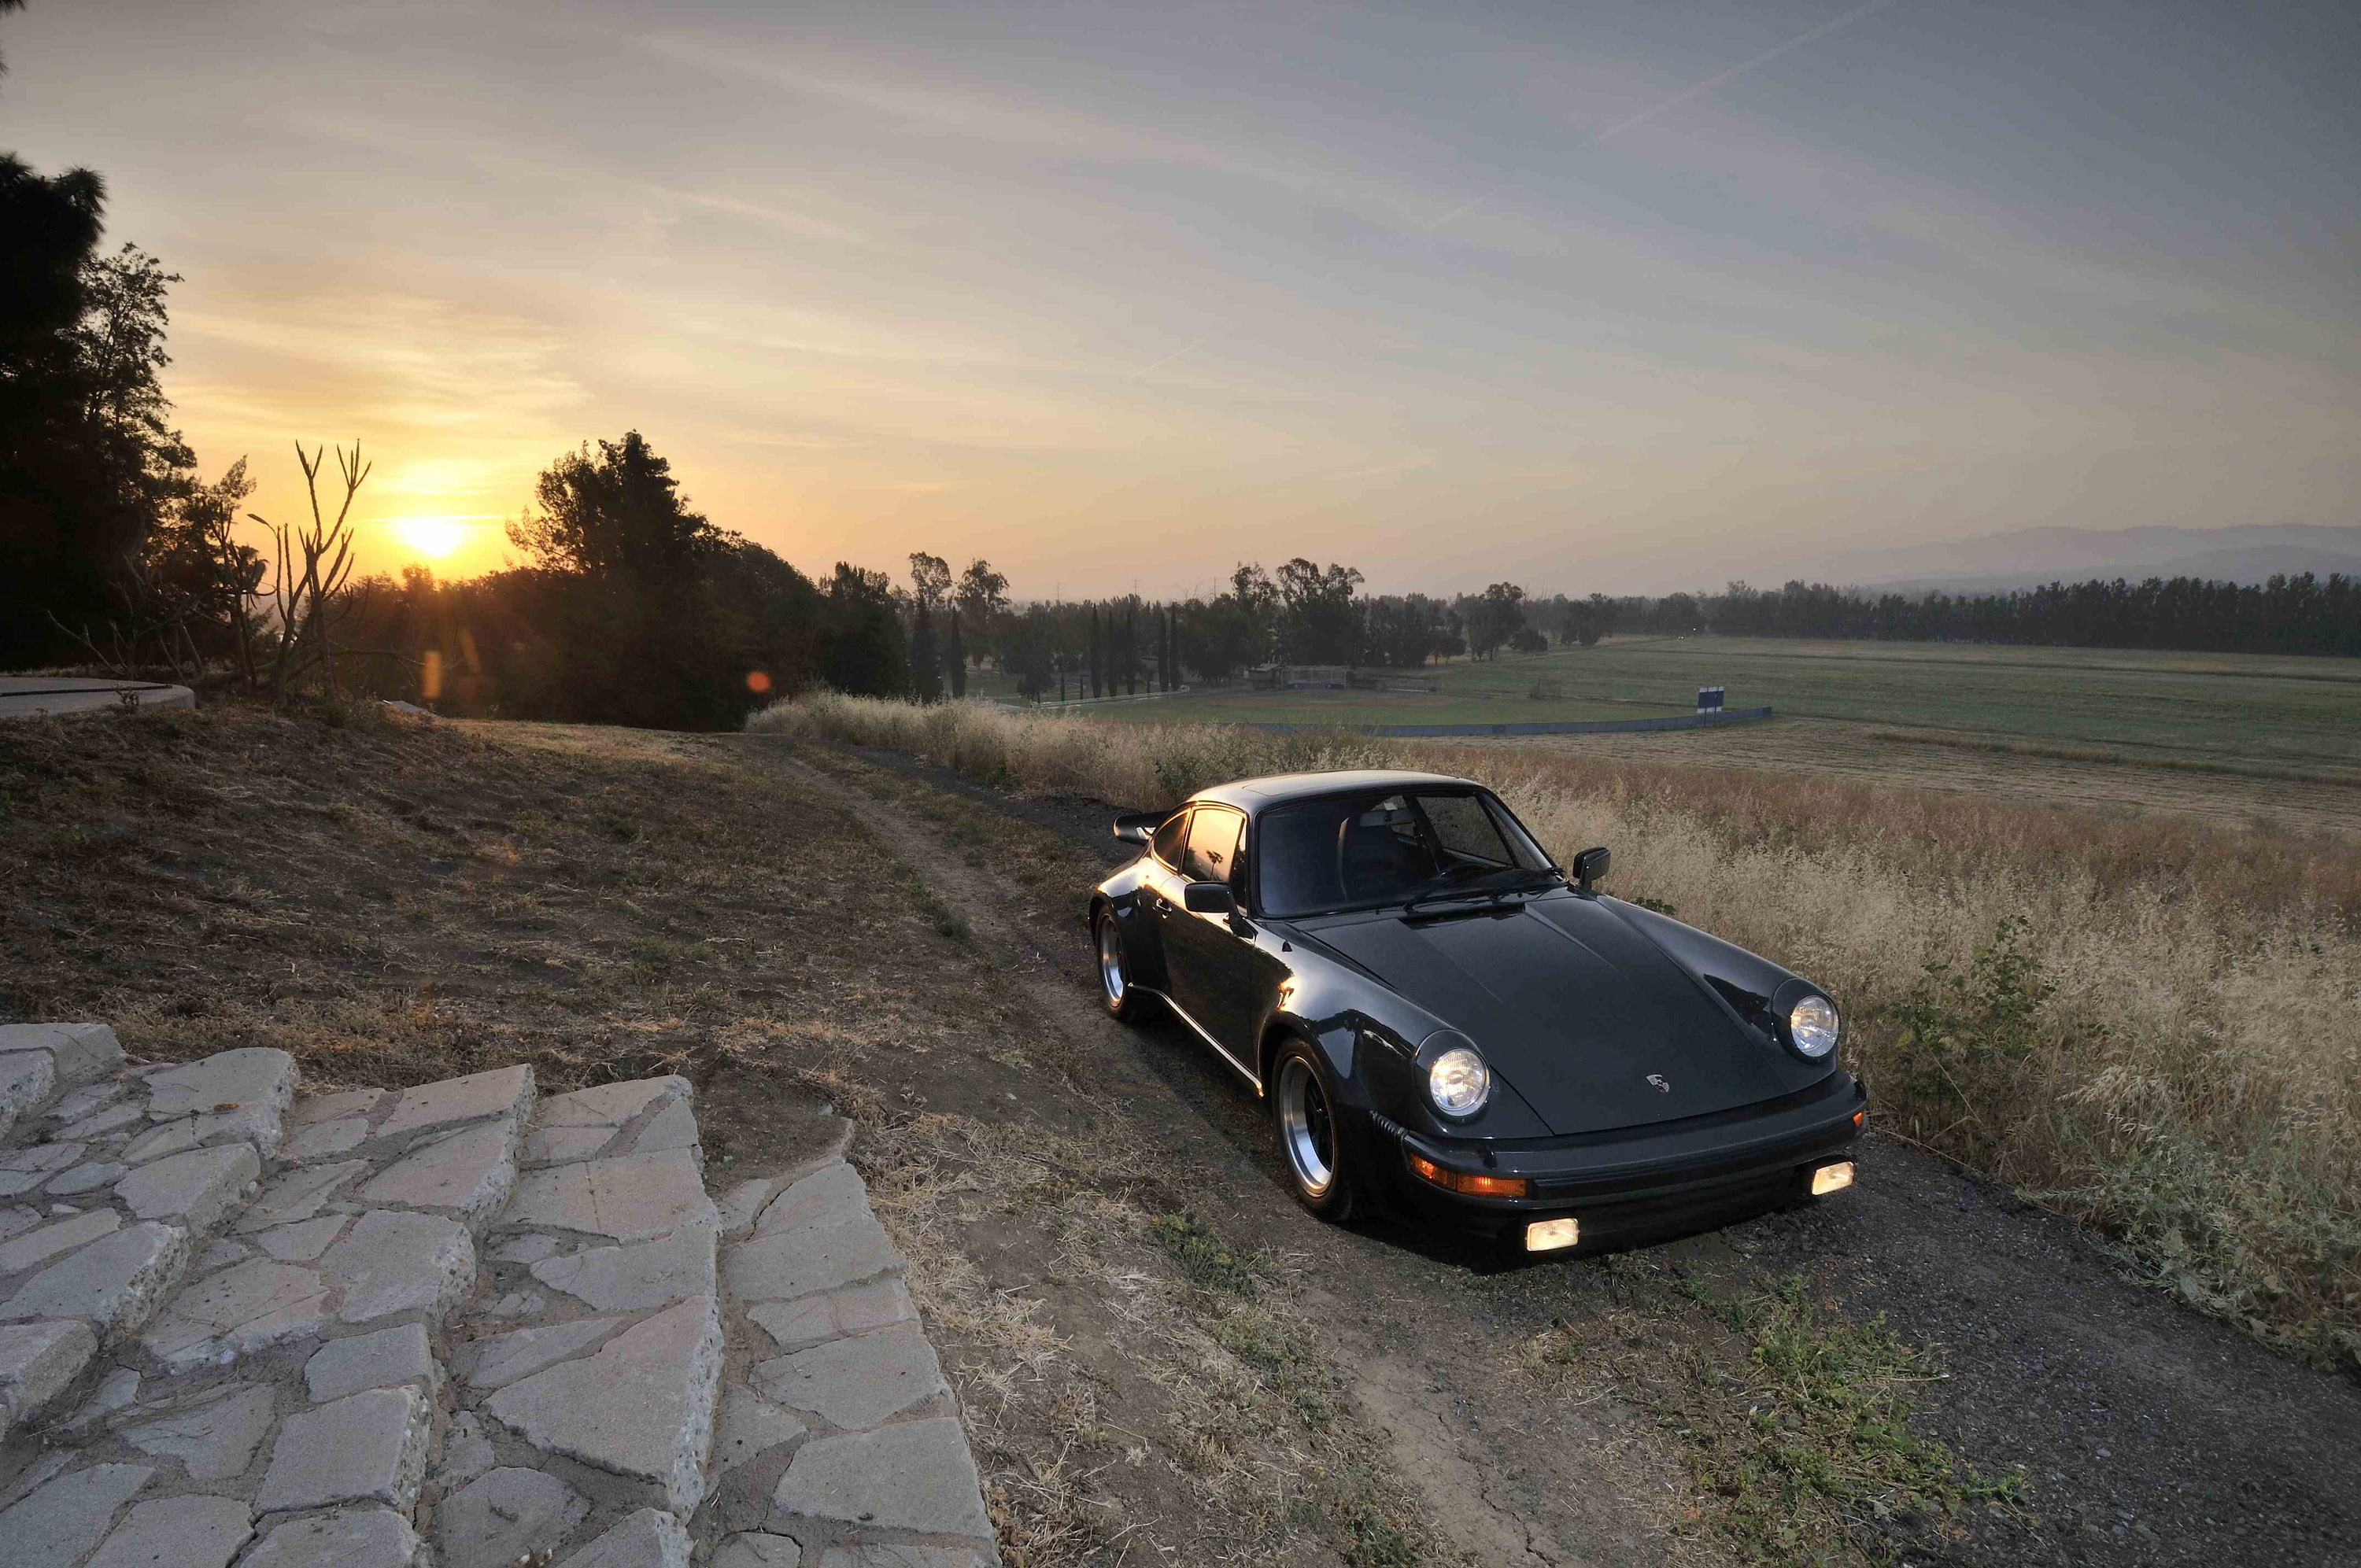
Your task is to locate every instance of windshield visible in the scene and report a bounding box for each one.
[1256,788,1556,917]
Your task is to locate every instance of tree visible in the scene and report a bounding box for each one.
[1088,604,1103,699]
[909,603,941,702]
[821,563,910,697]
[2,238,198,666]
[1229,562,1279,666]
[1467,582,1528,660]
[508,431,716,590]
[907,551,951,610]
[142,456,262,680]
[255,441,367,703]
[954,558,1008,664]
[944,607,966,698]
[1273,558,1363,664]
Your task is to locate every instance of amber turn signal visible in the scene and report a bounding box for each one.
[1810,1160,1856,1197]
[1408,1153,1528,1198]
[1853,1109,1865,1127]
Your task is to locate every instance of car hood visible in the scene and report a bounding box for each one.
[1299,894,1827,1134]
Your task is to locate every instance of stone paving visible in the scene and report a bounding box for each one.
[0,1025,999,1567]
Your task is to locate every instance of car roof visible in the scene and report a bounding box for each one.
[1188,769,1481,813]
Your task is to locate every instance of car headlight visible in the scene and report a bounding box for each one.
[1787,994,1840,1059]
[1428,1046,1491,1118]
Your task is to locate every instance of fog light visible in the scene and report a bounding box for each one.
[1409,1153,1528,1199]
[1524,1218,1580,1252]
[1811,1160,1856,1197]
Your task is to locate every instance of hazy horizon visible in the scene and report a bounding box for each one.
[6,1,2355,597]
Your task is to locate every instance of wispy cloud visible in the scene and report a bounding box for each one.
[1426,0,1901,231]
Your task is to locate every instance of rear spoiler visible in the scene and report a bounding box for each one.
[1113,810,1170,846]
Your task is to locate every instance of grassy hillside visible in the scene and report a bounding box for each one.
[759,692,2361,1377]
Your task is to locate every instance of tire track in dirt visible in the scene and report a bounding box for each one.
[747,732,2361,1568]
[758,740,1693,1568]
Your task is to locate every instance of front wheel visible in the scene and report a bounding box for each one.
[1095,908,1140,1021]
[1272,1041,1356,1222]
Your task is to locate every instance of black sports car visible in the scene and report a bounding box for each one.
[1088,769,1864,1252]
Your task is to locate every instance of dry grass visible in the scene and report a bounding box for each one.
[1,698,1470,1564]
[1450,718,2361,843]
[754,693,2361,1374]
[1524,1260,2028,1566]
[859,1112,1461,1567]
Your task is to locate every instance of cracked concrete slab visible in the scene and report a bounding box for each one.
[115,1143,259,1234]
[357,1121,518,1225]
[530,1219,716,1312]
[141,1258,332,1371]
[459,1315,619,1391]
[555,1507,693,1568]
[0,1461,154,1566]
[239,1505,423,1568]
[724,1209,902,1305]
[773,1418,990,1537]
[0,1319,95,1430]
[751,1323,949,1432]
[5,1220,187,1335]
[307,1321,438,1402]
[255,1384,430,1513]
[501,1147,715,1244]
[0,1208,121,1274]
[376,1065,534,1146]
[482,1295,721,1513]
[121,1382,278,1481]
[83,1492,253,1568]
[321,1210,475,1325]
[436,1467,589,1568]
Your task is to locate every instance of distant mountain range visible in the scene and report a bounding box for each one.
[1821,524,2361,595]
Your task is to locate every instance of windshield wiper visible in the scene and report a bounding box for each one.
[1402,866,1560,914]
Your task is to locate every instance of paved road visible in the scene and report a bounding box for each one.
[0,677,194,718]
[788,736,2361,1568]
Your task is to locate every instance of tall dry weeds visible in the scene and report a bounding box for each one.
[753,693,2361,1373]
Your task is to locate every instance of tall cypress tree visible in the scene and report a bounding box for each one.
[909,604,941,703]
[1124,603,1138,695]
[944,607,966,698]
[1088,605,1103,699]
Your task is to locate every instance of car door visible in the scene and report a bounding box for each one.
[1134,806,1194,993]
[1166,805,1257,1064]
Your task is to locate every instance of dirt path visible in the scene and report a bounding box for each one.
[759,736,2361,1568]
[753,738,1688,1566]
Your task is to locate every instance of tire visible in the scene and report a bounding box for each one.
[1095,907,1140,1021]
[1271,1039,1356,1222]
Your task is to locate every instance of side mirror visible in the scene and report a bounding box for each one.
[1114,810,1166,846]
[1572,846,1610,891]
[1183,881,1236,916]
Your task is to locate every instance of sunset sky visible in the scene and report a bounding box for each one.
[6,1,2355,596]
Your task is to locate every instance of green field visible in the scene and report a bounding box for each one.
[1059,636,2361,769]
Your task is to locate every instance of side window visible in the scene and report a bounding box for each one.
[1183,807,1243,885]
[1151,809,1191,869]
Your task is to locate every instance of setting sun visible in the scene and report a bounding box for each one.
[392,516,469,557]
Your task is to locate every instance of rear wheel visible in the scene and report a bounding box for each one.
[1273,1041,1356,1222]
[1095,908,1140,1021]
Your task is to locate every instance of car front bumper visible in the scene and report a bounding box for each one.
[1373,1072,1868,1247]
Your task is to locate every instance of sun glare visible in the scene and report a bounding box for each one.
[395,517,467,557]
